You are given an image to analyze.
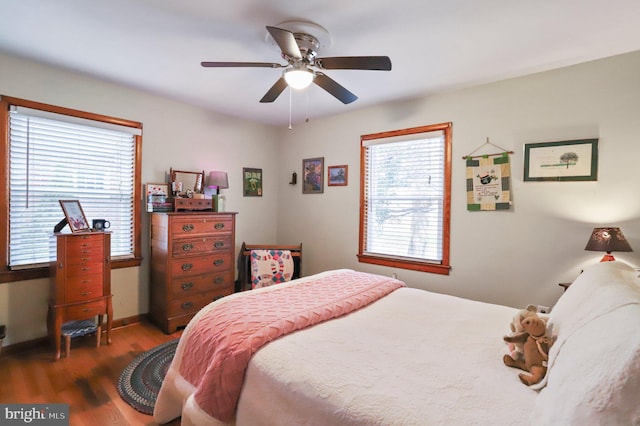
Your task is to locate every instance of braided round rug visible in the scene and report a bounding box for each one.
[117,339,179,415]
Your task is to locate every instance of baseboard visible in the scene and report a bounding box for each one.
[0,313,150,357]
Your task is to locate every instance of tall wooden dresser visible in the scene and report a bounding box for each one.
[150,212,236,333]
[48,232,112,360]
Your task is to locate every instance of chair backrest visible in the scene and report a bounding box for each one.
[237,242,302,292]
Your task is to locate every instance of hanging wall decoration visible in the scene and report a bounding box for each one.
[243,168,263,196]
[464,138,513,211]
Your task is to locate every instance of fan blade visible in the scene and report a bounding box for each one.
[314,73,358,104]
[260,77,288,103]
[266,26,302,60]
[201,61,284,68]
[316,56,392,71]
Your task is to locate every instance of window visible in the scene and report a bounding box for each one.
[358,122,452,275]
[0,96,143,282]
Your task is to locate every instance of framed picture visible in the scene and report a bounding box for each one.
[145,183,169,198]
[59,200,90,233]
[328,165,348,186]
[243,168,263,196]
[524,139,598,182]
[302,157,324,194]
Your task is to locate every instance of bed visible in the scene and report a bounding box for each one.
[153,262,640,425]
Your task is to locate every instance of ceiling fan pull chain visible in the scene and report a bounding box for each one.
[288,87,293,130]
[305,90,310,123]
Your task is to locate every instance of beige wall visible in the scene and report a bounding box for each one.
[276,51,640,309]
[1,50,639,346]
[0,53,281,345]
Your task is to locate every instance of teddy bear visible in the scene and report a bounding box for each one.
[504,304,538,361]
[503,313,553,386]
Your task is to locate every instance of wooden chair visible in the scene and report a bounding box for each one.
[237,242,302,292]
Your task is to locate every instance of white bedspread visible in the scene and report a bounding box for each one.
[233,285,535,425]
[155,263,640,425]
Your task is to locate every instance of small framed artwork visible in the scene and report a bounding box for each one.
[59,200,90,233]
[302,157,324,194]
[328,165,348,186]
[243,168,263,196]
[524,139,598,182]
[145,183,169,198]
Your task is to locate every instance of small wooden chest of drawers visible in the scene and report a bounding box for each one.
[48,232,112,360]
[150,212,236,333]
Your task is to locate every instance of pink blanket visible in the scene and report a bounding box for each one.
[178,269,405,422]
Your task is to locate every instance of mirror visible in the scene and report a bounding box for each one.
[170,168,204,196]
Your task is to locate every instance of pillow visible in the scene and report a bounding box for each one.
[531,305,640,424]
[250,250,294,289]
[530,261,640,424]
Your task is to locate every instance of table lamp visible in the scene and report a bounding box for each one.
[208,171,229,212]
[584,227,632,262]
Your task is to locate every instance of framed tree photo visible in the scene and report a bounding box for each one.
[243,168,263,196]
[59,200,90,233]
[302,157,324,194]
[524,139,598,181]
[328,165,348,186]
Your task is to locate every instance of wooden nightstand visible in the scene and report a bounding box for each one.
[559,282,572,292]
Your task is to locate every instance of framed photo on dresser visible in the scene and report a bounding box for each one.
[59,200,90,233]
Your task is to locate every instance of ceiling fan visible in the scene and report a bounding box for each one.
[201,21,392,105]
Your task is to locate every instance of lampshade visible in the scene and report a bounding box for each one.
[207,171,229,189]
[584,227,632,262]
[284,68,314,89]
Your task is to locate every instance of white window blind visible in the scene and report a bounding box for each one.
[8,107,137,268]
[363,132,445,262]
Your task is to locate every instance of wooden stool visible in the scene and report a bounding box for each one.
[61,320,101,358]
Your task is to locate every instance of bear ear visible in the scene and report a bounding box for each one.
[525,304,537,312]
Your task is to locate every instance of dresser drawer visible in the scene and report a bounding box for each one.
[171,234,233,257]
[65,275,103,303]
[170,272,233,298]
[65,261,105,277]
[171,216,233,237]
[171,251,233,278]
[167,288,232,317]
[66,234,104,249]
[63,299,108,321]
[174,198,212,211]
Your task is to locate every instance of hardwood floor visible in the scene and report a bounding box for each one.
[0,321,182,425]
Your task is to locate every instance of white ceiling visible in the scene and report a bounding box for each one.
[1,0,639,126]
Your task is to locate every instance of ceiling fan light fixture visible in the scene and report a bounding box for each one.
[284,68,314,89]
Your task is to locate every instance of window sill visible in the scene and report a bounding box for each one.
[357,254,451,275]
[0,257,143,284]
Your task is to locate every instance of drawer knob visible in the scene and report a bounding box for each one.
[181,282,194,291]
[214,241,224,248]
[181,302,193,310]
[214,277,224,285]
[181,263,193,271]
[213,259,224,266]
[182,243,194,252]
[182,224,195,232]
[81,292,91,296]
[214,223,225,230]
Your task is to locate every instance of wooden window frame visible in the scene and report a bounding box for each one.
[0,96,143,283]
[358,122,452,275]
